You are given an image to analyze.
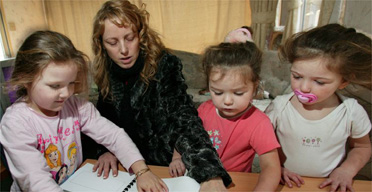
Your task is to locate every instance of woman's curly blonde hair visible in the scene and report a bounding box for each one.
[92,0,165,99]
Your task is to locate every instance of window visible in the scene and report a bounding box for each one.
[0,33,6,60]
[0,9,10,60]
[301,0,322,31]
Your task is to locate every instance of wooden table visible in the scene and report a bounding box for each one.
[84,159,372,191]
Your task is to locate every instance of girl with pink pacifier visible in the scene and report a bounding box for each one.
[265,23,371,192]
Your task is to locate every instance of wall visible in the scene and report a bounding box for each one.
[343,0,371,34]
[1,0,251,57]
[1,0,371,55]
[329,0,371,35]
[1,0,48,57]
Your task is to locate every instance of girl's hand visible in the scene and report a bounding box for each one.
[319,167,354,192]
[168,158,186,177]
[281,167,304,188]
[136,170,168,192]
[93,152,118,179]
[200,177,227,192]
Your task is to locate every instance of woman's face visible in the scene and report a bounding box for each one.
[102,18,140,69]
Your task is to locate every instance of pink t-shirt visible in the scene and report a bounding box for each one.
[198,100,280,172]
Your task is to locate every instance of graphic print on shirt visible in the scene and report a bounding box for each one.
[302,136,322,147]
[67,142,78,176]
[44,143,62,180]
[208,129,222,150]
[39,120,82,185]
[55,164,68,184]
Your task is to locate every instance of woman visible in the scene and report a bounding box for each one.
[91,0,232,190]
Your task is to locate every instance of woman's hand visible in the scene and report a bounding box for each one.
[131,160,168,192]
[136,170,168,192]
[168,158,186,177]
[200,177,227,192]
[280,167,304,188]
[92,152,118,179]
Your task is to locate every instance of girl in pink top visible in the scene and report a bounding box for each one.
[170,39,281,191]
[0,30,167,192]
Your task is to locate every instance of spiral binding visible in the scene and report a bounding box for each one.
[122,178,136,191]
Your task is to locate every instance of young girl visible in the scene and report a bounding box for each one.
[265,23,372,192]
[0,30,167,192]
[171,42,281,190]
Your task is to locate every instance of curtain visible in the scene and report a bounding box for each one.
[250,0,278,50]
[44,0,251,56]
[281,0,301,44]
[338,0,346,25]
[317,0,336,26]
[44,0,106,59]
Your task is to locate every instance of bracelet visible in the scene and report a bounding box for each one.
[135,168,150,178]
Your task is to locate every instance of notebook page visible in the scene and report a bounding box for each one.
[61,163,134,192]
[163,176,200,191]
[61,163,200,192]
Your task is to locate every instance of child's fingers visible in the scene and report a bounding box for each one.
[288,174,304,187]
[172,168,178,177]
[291,176,303,187]
[168,166,174,177]
[92,162,99,172]
[110,162,118,177]
[319,178,332,189]
[337,184,347,192]
[180,162,186,174]
[283,176,293,188]
[329,182,341,192]
[175,164,183,176]
[299,176,305,184]
[95,163,104,177]
[102,162,111,179]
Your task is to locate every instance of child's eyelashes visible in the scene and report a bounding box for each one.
[315,80,325,85]
[212,90,245,96]
[235,92,244,96]
[48,82,76,89]
[291,74,326,85]
[49,84,60,89]
[212,91,223,96]
[292,74,301,79]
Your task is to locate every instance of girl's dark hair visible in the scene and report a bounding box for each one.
[202,42,262,89]
[9,30,90,100]
[280,23,372,89]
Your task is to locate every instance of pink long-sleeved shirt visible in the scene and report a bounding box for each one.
[0,96,143,192]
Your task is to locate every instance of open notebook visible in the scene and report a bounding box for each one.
[61,163,200,192]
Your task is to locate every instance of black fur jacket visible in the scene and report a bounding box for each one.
[96,52,232,186]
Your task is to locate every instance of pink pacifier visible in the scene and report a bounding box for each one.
[294,89,318,103]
